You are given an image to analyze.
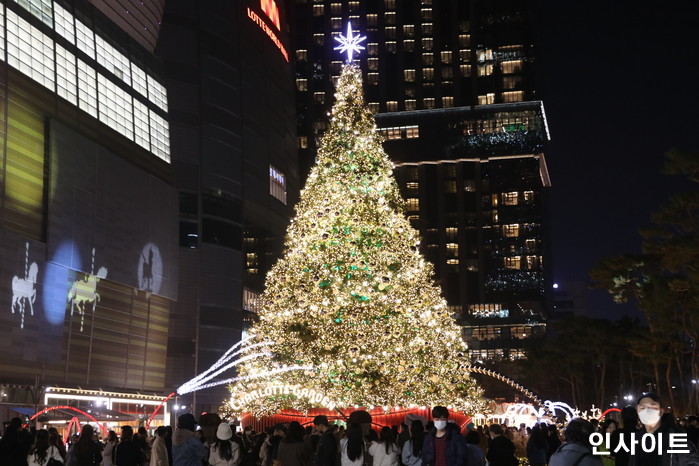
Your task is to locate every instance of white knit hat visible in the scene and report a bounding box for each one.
[217,422,233,440]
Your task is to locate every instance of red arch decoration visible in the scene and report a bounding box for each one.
[30,406,109,436]
[598,408,621,420]
[146,392,176,429]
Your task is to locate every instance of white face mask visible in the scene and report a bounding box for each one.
[434,420,447,431]
[638,409,661,426]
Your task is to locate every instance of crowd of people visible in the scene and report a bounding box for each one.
[1,393,699,466]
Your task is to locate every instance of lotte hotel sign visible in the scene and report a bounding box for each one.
[247,0,290,62]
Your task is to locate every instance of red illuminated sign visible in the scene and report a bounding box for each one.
[247,6,289,62]
[260,0,281,30]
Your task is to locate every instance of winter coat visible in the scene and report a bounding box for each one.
[485,436,516,466]
[114,441,145,466]
[314,431,337,466]
[277,441,308,466]
[525,439,548,465]
[464,444,485,466]
[627,422,699,466]
[27,446,64,466]
[421,428,466,466]
[102,442,117,466]
[548,443,602,466]
[367,442,399,466]
[150,436,169,466]
[209,441,241,466]
[172,429,207,466]
[401,440,422,466]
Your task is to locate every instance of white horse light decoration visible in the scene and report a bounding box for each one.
[68,248,108,331]
[11,243,38,329]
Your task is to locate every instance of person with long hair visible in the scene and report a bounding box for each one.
[401,420,424,466]
[102,431,118,466]
[114,426,145,466]
[368,427,399,466]
[150,427,170,466]
[209,423,241,466]
[72,424,102,466]
[340,423,365,466]
[27,429,64,466]
[276,422,308,466]
[525,425,548,466]
[48,428,67,462]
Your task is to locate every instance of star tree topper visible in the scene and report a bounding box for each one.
[334,22,366,62]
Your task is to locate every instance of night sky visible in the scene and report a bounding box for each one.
[538,0,697,319]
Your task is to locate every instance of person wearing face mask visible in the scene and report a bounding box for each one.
[630,393,699,466]
[421,406,467,466]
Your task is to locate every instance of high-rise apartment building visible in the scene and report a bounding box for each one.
[292,0,550,363]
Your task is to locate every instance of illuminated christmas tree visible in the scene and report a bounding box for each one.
[225,63,486,416]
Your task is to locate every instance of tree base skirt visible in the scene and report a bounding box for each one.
[240,406,473,432]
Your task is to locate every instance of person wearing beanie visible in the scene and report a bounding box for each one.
[209,423,241,466]
[173,413,207,466]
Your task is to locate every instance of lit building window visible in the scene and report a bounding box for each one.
[478,93,495,105]
[441,51,452,63]
[502,91,524,102]
[6,10,55,91]
[131,64,148,101]
[149,110,170,163]
[385,11,396,24]
[368,102,379,113]
[491,193,499,206]
[526,255,541,269]
[422,22,433,34]
[330,60,342,74]
[331,17,342,29]
[405,99,416,110]
[403,25,415,37]
[446,243,458,256]
[459,49,470,62]
[404,69,416,82]
[313,92,325,104]
[314,33,324,45]
[298,136,308,149]
[503,75,522,90]
[422,53,434,65]
[420,8,432,20]
[492,210,499,222]
[385,26,396,39]
[348,1,359,10]
[459,34,470,47]
[422,68,434,80]
[386,101,398,111]
[502,224,520,237]
[442,67,453,79]
[404,40,415,52]
[502,192,518,205]
[14,0,53,26]
[133,99,150,150]
[509,349,527,360]
[444,179,457,193]
[469,304,509,318]
[368,73,379,85]
[406,198,419,211]
[269,165,287,204]
[501,60,523,74]
[421,37,433,50]
[368,58,379,70]
[443,96,454,107]
[243,289,262,313]
[367,43,379,55]
[407,181,419,191]
[96,35,131,85]
[459,64,471,77]
[330,3,341,14]
[77,59,98,117]
[524,191,535,202]
[97,73,134,140]
[525,239,537,252]
[477,49,494,61]
[147,75,168,112]
[384,0,396,9]
[367,14,378,26]
[386,41,397,53]
[478,64,493,76]
[504,256,521,269]
[424,97,435,109]
[54,3,74,44]
[55,44,77,105]
[313,4,324,16]
[296,49,308,61]
[296,78,308,91]
[75,18,95,59]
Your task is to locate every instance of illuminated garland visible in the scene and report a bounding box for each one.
[222,63,487,417]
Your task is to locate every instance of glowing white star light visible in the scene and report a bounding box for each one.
[334,22,366,62]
